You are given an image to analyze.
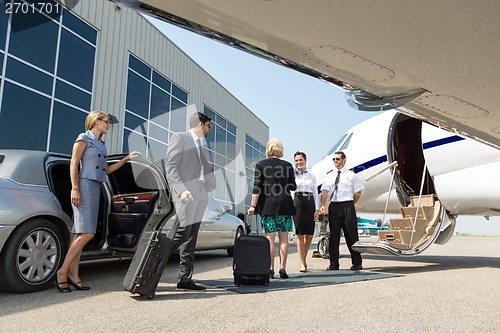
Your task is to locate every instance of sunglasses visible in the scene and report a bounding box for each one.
[333,157,342,161]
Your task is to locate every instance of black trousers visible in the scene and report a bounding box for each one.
[328,201,362,267]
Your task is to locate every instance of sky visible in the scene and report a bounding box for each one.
[145,16,500,236]
[146,16,382,167]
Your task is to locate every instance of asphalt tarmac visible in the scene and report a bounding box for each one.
[0,236,499,332]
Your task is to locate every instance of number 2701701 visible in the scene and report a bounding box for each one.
[5,1,62,15]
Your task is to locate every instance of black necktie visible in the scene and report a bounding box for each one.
[329,170,341,202]
[197,139,205,182]
[333,170,341,196]
[196,139,203,160]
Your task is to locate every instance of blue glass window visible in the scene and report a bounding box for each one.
[126,71,150,118]
[216,126,226,155]
[50,102,87,154]
[0,83,50,150]
[0,3,7,50]
[227,133,236,160]
[58,29,95,91]
[125,112,147,134]
[62,9,96,44]
[6,57,53,95]
[203,107,215,121]
[123,129,147,154]
[169,103,187,132]
[172,84,187,103]
[149,123,168,143]
[55,79,91,110]
[227,123,236,136]
[152,71,171,92]
[148,139,167,169]
[150,86,170,119]
[129,55,151,79]
[217,117,226,129]
[9,10,58,72]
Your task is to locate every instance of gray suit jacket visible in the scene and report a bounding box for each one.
[166,132,216,200]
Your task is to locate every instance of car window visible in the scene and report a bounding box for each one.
[107,157,167,195]
[108,163,153,194]
[207,196,222,213]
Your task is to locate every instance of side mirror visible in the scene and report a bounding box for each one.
[223,205,232,213]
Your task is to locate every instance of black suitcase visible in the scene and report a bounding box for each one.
[122,230,173,299]
[233,234,271,286]
[122,204,182,299]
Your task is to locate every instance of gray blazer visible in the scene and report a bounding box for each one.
[166,132,216,200]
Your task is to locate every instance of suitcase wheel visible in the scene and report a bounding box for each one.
[263,275,270,286]
[234,274,241,286]
[140,292,155,300]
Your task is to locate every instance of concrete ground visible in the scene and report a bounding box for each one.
[0,236,499,332]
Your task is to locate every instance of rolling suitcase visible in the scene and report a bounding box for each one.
[233,234,271,286]
[122,204,182,299]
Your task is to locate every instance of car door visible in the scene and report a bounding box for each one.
[106,154,173,252]
[196,196,219,249]
[203,196,232,248]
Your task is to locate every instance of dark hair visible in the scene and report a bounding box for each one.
[189,112,211,128]
[334,151,346,159]
[294,151,307,161]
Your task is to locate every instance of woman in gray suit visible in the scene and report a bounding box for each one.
[247,138,296,279]
[56,111,137,292]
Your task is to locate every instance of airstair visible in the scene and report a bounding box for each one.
[352,162,451,256]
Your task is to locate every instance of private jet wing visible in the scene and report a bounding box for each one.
[113,0,500,149]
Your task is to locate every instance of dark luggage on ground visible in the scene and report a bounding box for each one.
[123,204,182,299]
[233,234,271,286]
[122,230,174,299]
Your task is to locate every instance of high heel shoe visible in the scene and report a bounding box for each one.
[56,281,71,293]
[279,268,289,279]
[68,277,90,291]
[269,269,275,279]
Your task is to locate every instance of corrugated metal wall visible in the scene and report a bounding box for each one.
[70,0,268,211]
[71,0,268,150]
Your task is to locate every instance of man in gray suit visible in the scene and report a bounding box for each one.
[166,112,217,290]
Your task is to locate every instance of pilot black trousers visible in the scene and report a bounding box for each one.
[328,201,362,267]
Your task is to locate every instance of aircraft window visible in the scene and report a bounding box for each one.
[323,133,348,157]
[340,133,353,150]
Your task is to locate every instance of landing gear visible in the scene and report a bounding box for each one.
[317,237,329,257]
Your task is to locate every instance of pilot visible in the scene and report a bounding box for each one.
[319,151,364,271]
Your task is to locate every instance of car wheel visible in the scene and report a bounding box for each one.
[227,226,244,257]
[0,218,66,293]
[317,237,329,258]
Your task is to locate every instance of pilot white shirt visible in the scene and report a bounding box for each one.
[294,170,320,210]
[321,166,364,202]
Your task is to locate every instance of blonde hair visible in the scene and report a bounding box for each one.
[266,137,284,158]
[85,110,108,133]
